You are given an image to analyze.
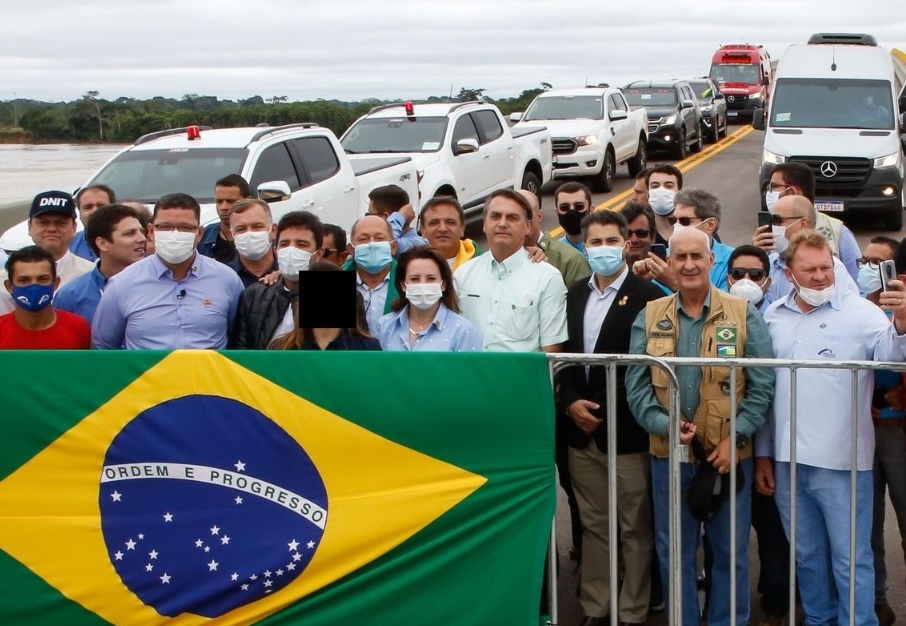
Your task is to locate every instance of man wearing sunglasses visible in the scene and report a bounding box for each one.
[555,182,594,254]
[757,162,860,282]
[669,189,735,291]
[620,201,657,266]
[727,246,772,312]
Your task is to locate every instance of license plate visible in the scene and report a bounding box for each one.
[815,201,844,212]
[727,111,738,117]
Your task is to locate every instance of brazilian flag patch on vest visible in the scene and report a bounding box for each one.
[715,326,737,357]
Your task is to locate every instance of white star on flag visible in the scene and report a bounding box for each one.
[137,533,144,540]
[241,584,249,591]
[263,570,271,578]
[231,573,239,581]
[276,569,284,576]
[149,550,158,560]
[111,491,122,502]
[250,574,258,581]
[145,564,153,572]
[286,562,296,571]
[194,539,203,548]
[210,525,220,535]
[234,460,246,472]
[204,546,210,553]
[160,573,171,584]
[288,539,299,551]
[221,535,230,545]
[292,552,301,562]
[235,496,243,505]
[264,580,273,588]
[125,539,136,550]
[114,551,123,561]
[307,541,315,549]
[163,512,173,522]
[208,560,219,572]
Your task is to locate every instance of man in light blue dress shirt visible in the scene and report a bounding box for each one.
[755,230,906,626]
[92,193,244,350]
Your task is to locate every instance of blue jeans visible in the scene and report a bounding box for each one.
[651,456,752,626]
[774,462,878,626]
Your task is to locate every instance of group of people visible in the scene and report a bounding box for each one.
[1,163,905,626]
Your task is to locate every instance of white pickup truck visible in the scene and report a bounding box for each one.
[509,88,649,192]
[0,123,419,251]
[340,102,552,213]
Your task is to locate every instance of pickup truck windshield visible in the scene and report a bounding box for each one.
[623,89,677,107]
[523,96,604,120]
[771,78,895,130]
[86,148,248,203]
[710,64,760,85]
[342,117,448,153]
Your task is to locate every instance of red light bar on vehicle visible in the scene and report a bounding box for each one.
[404,101,415,116]
[187,125,201,140]
[720,55,754,64]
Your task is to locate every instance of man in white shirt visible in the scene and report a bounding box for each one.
[755,230,906,626]
[453,189,567,353]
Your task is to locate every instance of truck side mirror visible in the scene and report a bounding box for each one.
[752,108,766,131]
[509,112,523,123]
[713,93,725,100]
[454,138,480,155]
[609,109,628,121]
[681,100,695,109]
[257,180,292,203]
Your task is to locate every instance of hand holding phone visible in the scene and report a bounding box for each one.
[757,211,773,228]
[650,243,668,260]
[881,260,897,293]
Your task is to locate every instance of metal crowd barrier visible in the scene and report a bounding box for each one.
[545,353,906,626]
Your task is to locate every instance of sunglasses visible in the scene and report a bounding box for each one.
[557,202,588,212]
[666,216,706,227]
[627,228,651,238]
[729,267,767,282]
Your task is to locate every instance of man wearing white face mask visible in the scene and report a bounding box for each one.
[560,210,664,626]
[341,215,398,333]
[758,196,858,309]
[92,193,244,350]
[726,246,772,312]
[232,211,324,349]
[646,165,683,245]
[227,199,279,288]
[756,230,906,626]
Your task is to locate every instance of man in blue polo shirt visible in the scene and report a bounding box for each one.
[55,204,147,326]
[69,185,116,261]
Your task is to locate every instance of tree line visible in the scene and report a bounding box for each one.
[0,86,551,144]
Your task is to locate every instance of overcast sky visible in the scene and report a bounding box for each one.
[3,0,905,103]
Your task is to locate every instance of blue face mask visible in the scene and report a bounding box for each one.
[12,283,54,312]
[858,262,883,296]
[354,241,393,274]
[586,245,625,277]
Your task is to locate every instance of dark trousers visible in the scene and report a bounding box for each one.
[752,486,792,614]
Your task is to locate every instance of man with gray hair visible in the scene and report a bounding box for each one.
[669,188,734,290]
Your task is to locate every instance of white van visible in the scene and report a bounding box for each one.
[754,33,905,230]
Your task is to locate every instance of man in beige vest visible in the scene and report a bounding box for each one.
[626,227,775,626]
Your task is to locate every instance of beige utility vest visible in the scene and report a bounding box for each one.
[643,288,752,460]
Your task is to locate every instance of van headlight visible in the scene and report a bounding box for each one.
[763,150,786,165]
[874,153,899,169]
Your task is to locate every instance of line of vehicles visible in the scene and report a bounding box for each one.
[1,34,905,251]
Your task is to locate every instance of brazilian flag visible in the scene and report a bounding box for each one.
[0,351,555,625]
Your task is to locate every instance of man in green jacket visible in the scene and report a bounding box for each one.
[519,190,591,288]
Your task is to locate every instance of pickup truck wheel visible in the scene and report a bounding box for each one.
[520,171,541,199]
[593,149,615,192]
[884,209,903,231]
[706,118,719,144]
[674,129,687,160]
[690,128,703,154]
[627,142,647,177]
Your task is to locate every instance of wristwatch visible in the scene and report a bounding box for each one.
[735,433,750,449]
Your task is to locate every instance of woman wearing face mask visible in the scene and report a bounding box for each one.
[268,261,381,351]
[374,247,480,352]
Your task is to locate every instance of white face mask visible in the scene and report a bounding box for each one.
[276,247,313,278]
[771,225,789,254]
[233,230,272,261]
[729,278,765,305]
[793,277,835,308]
[648,187,676,216]
[405,282,443,310]
[154,230,197,264]
[765,191,780,211]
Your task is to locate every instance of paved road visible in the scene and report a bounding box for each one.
[467,125,906,625]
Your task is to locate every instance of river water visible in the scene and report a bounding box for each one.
[0,144,126,206]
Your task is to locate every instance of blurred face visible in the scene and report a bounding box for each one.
[625,214,654,263]
[321,232,347,265]
[96,216,147,267]
[728,254,770,294]
[214,185,245,224]
[276,226,320,253]
[422,203,464,258]
[230,205,275,240]
[787,245,834,290]
[149,207,202,247]
[668,231,714,292]
[483,196,530,257]
[631,179,648,203]
[28,213,77,259]
[404,258,445,290]
[77,188,112,227]
[648,172,679,191]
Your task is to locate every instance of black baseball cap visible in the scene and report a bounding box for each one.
[30,190,76,219]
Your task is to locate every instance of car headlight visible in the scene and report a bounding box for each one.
[663,115,677,125]
[577,135,598,146]
[763,149,786,165]
[701,106,713,115]
[874,153,900,169]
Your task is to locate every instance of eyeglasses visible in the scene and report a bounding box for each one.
[857,258,882,269]
[770,214,803,226]
[768,183,794,193]
[627,228,651,238]
[557,202,588,212]
[665,216,705,227]
[153,224,198,233]
[322,247,340,255]
[729,267,767,282]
